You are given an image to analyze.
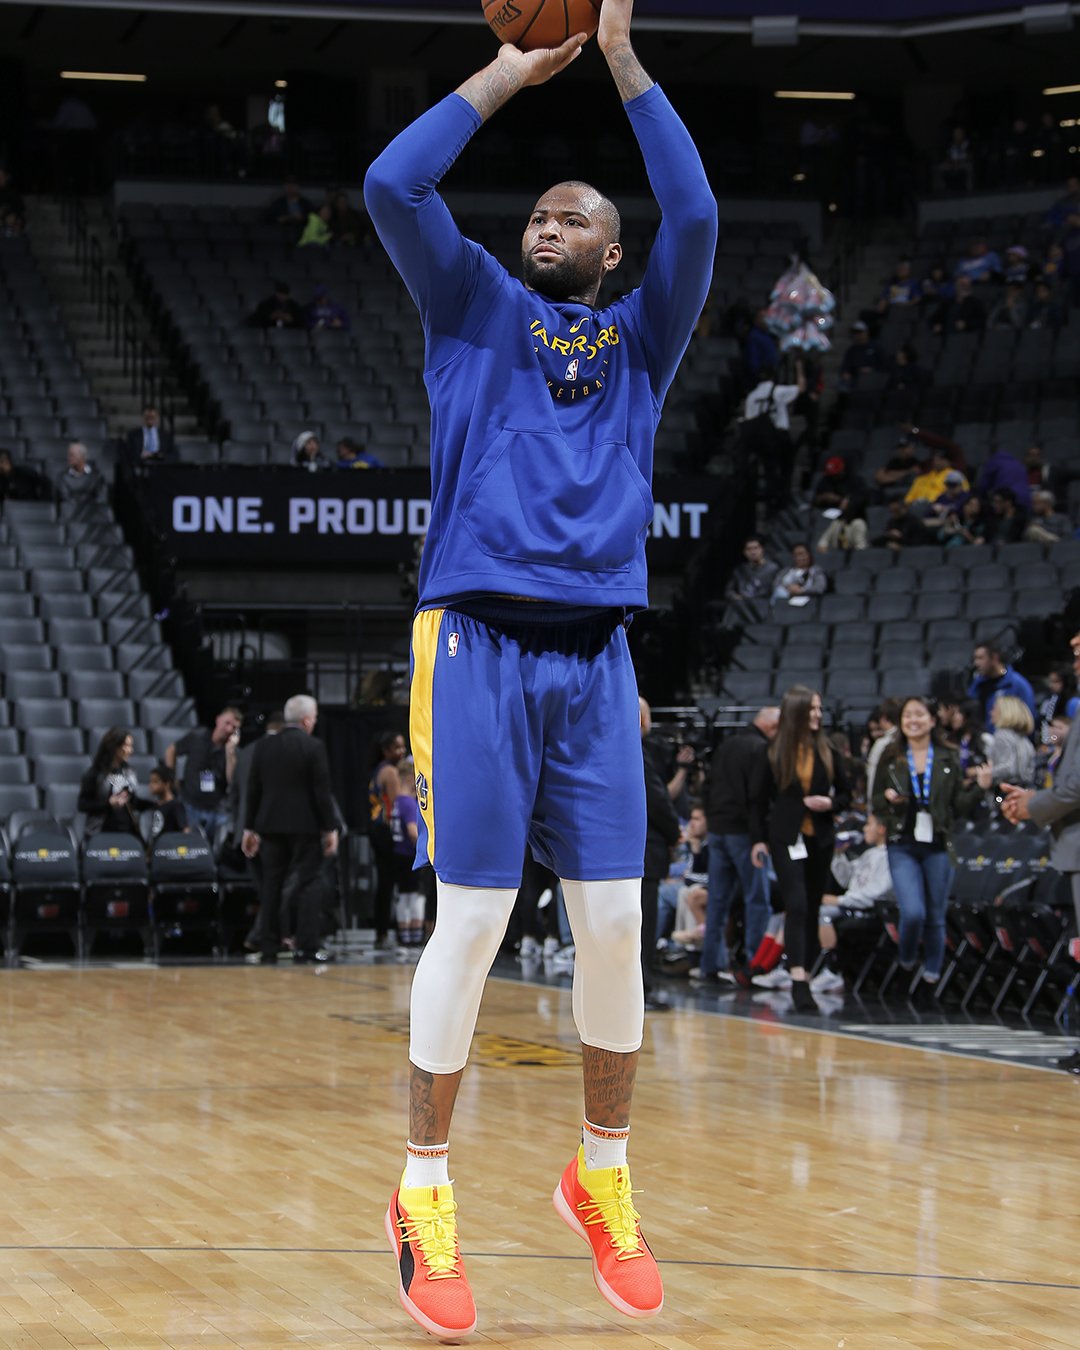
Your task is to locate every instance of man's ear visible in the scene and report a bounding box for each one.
[603,241,623,274]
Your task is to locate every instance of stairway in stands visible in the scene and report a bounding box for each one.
[26,196,206,448]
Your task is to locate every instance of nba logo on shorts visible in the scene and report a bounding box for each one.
[415,771,429,810]
[448,631,459,657]
[564,359,579,382]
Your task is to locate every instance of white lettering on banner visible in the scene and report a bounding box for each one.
[290,499,316,532]
[173,496,266,533]
[377,500,403,534]
[347,500,373,534]
[650,502,709,540]
[407,500,430,535]
[319,499,345,533]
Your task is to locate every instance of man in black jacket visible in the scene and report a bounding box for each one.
[641,697,680,1012]
[242,694,339,963]
[124,405,177,466]
[697,707,779,984]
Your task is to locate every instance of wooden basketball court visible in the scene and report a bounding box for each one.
[0,963,1076,1348]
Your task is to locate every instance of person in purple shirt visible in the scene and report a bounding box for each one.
[977,448,1033,510]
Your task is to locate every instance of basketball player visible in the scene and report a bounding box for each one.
[365,0,716,1336]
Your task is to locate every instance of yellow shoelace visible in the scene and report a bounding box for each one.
[576,1171,646,1262]
[399,1194,462,1280]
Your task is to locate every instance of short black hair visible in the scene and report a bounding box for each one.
[149,762,175,787]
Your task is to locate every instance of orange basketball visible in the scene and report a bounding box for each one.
[483,0,602,51]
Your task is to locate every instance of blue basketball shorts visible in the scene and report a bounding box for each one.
[409,605,646,887]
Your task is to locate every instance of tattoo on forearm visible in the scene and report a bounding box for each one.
[459,60,522,122]
[604,44,654,103]
[582,1046,639,1128]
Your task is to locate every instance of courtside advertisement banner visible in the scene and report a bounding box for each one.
[138,467,726,569]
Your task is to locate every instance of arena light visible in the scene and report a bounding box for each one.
[60,70,148,82]
[274,79,288,88]
[1044,83,1080,95]
[775,90,856,101]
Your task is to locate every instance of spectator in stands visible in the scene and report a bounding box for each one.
[56,441,106,509]
[298,201,333,249]
[934,126,974,193]
[292,431,332,471]
[335,436,384,470]
[984,488,1027,545]
[919,262,954,309]
[939,492,987,548]
[969,642,1037,729]
[1025,489,1073,544]
[743,360,806,512]
[1038,664,1077,743]
[1002,245,1033,285]
[930,274,987,334]
[988,282,1029,331]
[0,448,49,501]
[1027,279,1064,331]
[942,698,992,780]
[264,175,313,240]
[987,696,1037,789]
[811,454,863,513]
[872,695,989,1001]
[329,191,366,247]
[78,728,153,839]
[1042,240,1065,284]
[771,542,826,606]
[725,536,780,603]
[954,237,1002,284]
[306,284,350,332]
[923,469,970,533]
[124,405,177,465]
[750,684,849,1012]
[641,697,680,1013]
[870,258,920,321]
[874,434,921,503]
[884,342,930,407]
[696,705,779,987]
[837,320,884,390]
[0,167,25,236]
[813,812,893,993]
[147,763,188,840]
[250,281,304,330]
[905,448,969,512]
[866,698,901,801]
[976,446,1032,509]
[390,755,425,947]
[1024,443,1051,492]
[165,706,242,838]
[744,308,779,384]
[875,497,925,551]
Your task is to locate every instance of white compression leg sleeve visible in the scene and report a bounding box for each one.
[561,878,645,1054]
[409,880,517,1074]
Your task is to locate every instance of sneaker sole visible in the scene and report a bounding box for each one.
[383,1202,477,1342]
[551,1181,663,1320]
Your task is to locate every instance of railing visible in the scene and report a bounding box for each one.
[61,195,178,437]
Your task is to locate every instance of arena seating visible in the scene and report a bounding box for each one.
[118,203,799,471]
[0,235,111,479]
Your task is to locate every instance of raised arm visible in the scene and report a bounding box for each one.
[604,0,718,396]
[363,36,586,331]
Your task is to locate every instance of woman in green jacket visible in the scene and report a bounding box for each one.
[872,696,990,994]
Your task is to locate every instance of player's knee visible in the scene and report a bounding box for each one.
[604,901,642,970]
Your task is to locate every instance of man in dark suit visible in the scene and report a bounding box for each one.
[125,406,177,465]
[242,694,339,963]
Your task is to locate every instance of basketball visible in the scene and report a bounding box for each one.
[483,0,602,51]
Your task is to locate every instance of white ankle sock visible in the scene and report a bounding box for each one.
[582,1118,629,1170]
[404,1140,450,1188]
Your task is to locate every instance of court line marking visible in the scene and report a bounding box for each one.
[0,1245,1075,1291]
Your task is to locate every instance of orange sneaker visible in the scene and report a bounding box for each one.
[385,1175,476,1341]
[552,1145,663,1319]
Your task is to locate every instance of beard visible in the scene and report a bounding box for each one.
[521,243,607,302]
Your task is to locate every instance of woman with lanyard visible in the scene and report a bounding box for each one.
[751,685,848,1012]
[872,696,990,999]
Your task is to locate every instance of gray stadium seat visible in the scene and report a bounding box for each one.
[39,594,95,621]
[77,698,136,730]
[0,618,45,644]
[56,645,114,674]
[874,567,917,595]
[42,785,80,822]
[14,698,73,729]
[48,619,104,646]
[0,758,31,784]
[24,727,83,758]
[29,568,85,595]
[0,594,36,618]
[0,729,18,755]
[5,671,64,700]
[34,755,87,786]
[66,671,126,701]
[0,644,54,672]
[0,783,42,815]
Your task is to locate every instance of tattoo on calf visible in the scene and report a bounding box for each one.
[409,1067,441,1144]
[582,1046,639,1129]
